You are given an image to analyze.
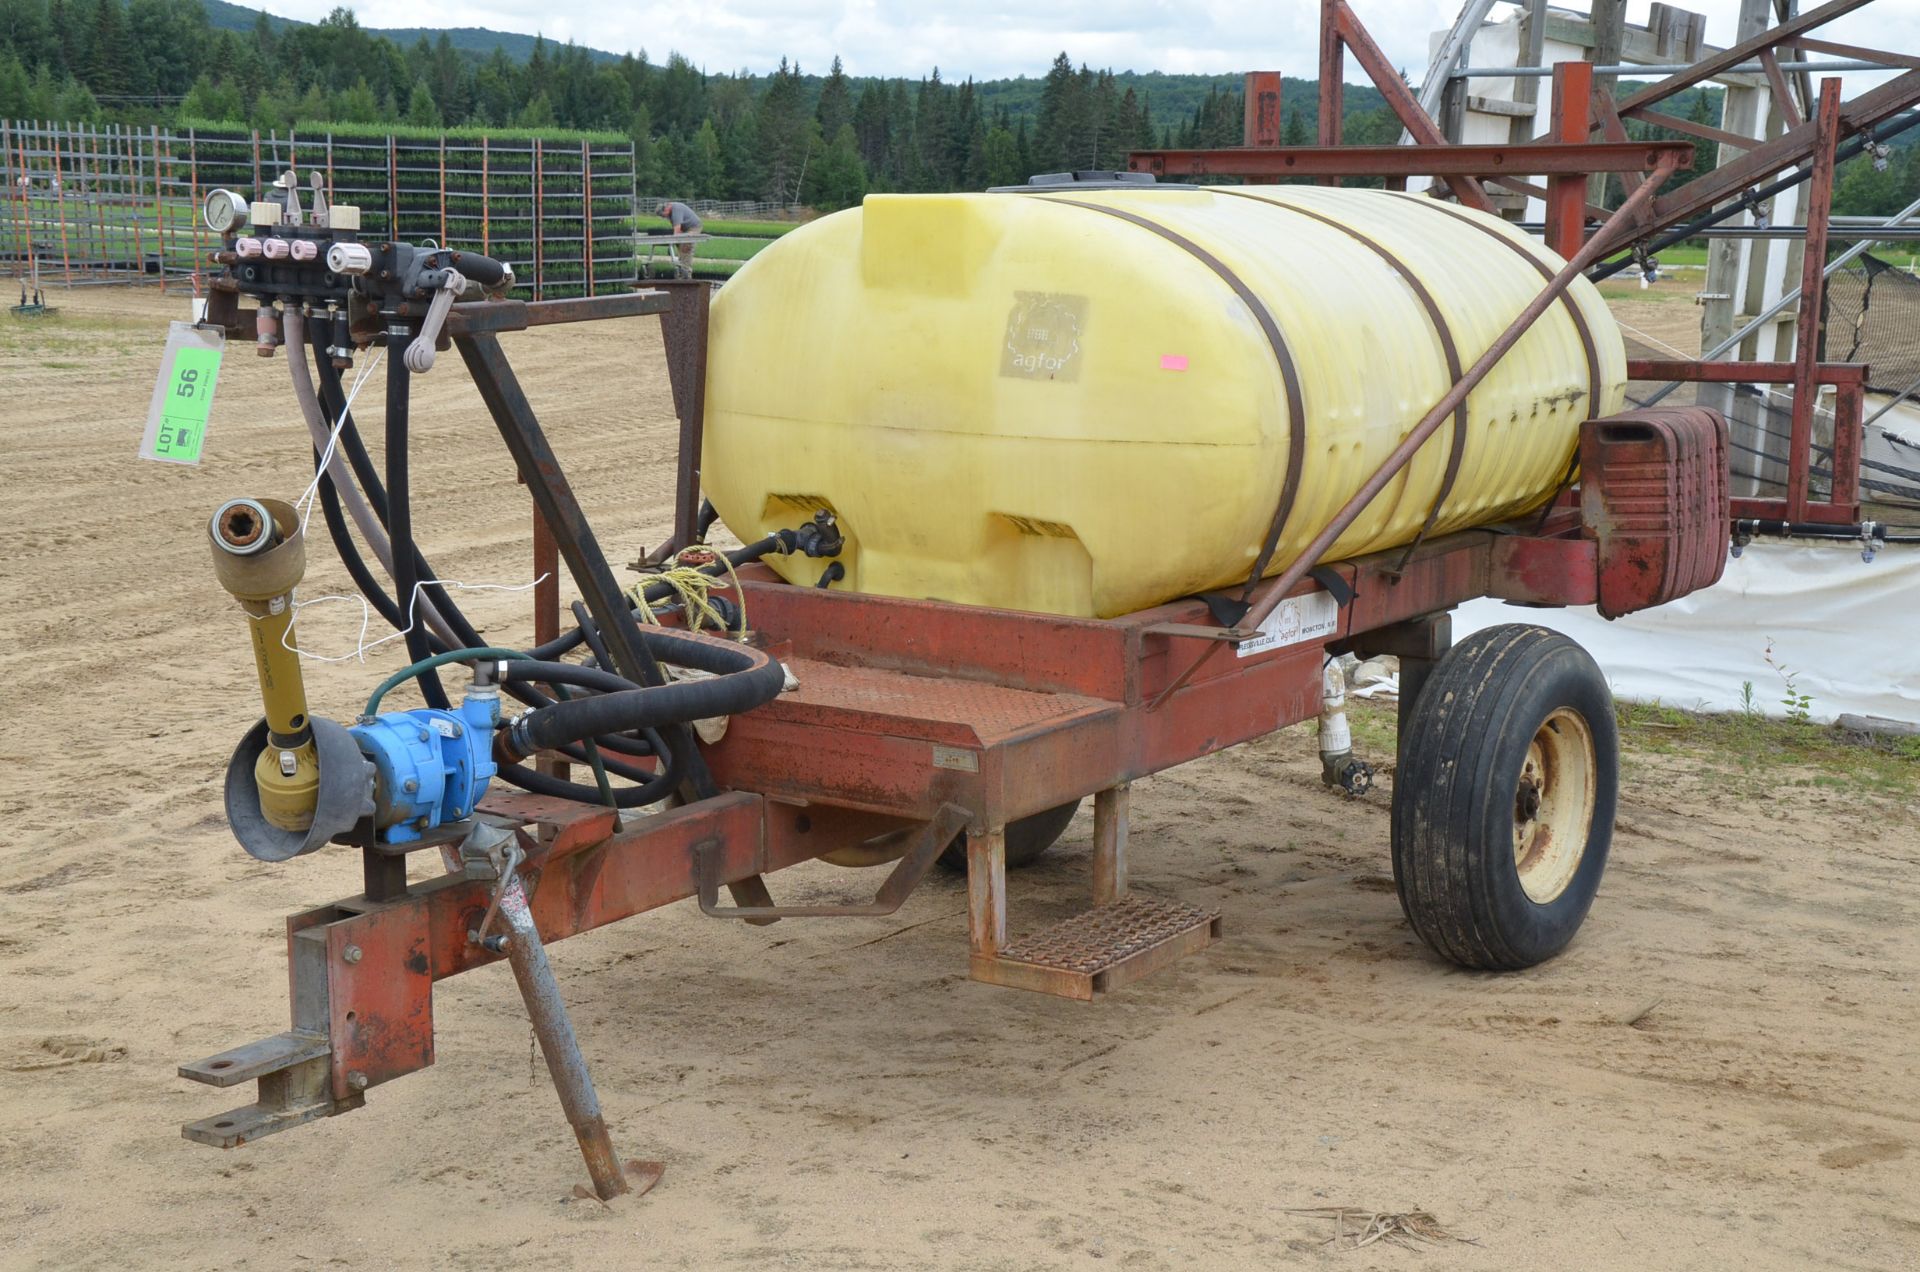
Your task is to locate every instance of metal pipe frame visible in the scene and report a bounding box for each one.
[1127,140,1692,181]
[1458,57,1895,78]
[1628,357,1867,523]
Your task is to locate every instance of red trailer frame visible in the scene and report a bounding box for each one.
[181,10,1902,1192]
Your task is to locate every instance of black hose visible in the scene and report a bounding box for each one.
[497,759,678,808]
[1735,517,1920,543]
[527,625,588,661]
[501,630,784,758]
[571,600,614,671]
[549,741,666,783]
[504,658,643,696]
[314,447,410,633]
[310,324,491,654]
[383,331,449,709]
[561,603,667,758]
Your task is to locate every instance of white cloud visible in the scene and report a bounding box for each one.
[259,0,1920,88]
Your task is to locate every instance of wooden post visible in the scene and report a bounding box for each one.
[481,136,490,256]
[1092,784,1131,907]
[967,828,1008,957]
[438,135,447,246]
[1508,0,1550,142]
[1587,0,1627,205]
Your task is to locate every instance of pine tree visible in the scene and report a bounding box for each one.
[816,54,851,138]
[852,81,890,172]
[404,78,440,126]
[684,118,722,197]
[801,123,866,211]
[759,57,813,203]
[515,89,556,128]
[720,107,767,200]
[1035,52,1077,171]
[81,0,127,97]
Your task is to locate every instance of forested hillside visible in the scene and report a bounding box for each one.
[1,0,1911,213]
[0,0,1402,208]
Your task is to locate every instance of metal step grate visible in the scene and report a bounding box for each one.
[972,896,1222,1001]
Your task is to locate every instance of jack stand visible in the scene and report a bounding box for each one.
[468,831,660,1201]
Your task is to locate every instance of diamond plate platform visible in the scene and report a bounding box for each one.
[970,897,1222,1001]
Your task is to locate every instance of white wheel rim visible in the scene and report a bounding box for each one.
[1512,706,1596,905]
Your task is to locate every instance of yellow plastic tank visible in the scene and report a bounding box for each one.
[702,185,1625,618]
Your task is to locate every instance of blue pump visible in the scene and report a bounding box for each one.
[350,682,500,844]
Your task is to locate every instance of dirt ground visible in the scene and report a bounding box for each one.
[1,285,1916,1272]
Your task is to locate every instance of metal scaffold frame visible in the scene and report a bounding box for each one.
[1127,0,1920,529]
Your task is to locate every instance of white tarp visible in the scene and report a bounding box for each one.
[1455,541,1919,725]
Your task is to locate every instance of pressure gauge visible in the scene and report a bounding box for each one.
[203,188,250,234]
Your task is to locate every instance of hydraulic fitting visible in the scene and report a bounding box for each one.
[1318,658,1374,798]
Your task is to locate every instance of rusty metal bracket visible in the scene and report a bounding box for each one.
[180,1030,358,1147]
[695,803,972,919]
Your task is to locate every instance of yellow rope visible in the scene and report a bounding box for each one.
[626,549,748,639]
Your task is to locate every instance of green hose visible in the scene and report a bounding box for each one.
[362,646,618,809]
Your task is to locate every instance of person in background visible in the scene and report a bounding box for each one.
[657,200,703,279]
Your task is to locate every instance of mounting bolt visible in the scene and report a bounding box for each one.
[342,945,363,964]
[347,1070,370,1091]
[402,778,419,794]
[418,728,432,743]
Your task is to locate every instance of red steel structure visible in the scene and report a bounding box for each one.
[1128,0,1918,527]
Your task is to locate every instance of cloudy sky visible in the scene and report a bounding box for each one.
[263,0,1920,85]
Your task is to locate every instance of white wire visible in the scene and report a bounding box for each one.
[1616,318,1692,360]
[259,573,551,665]
[293,347,384,540]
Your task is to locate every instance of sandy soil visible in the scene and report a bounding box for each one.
[1,286,1916,1271]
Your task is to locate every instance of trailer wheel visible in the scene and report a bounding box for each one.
[938,799,1083,872]
[1391,624,1617,970]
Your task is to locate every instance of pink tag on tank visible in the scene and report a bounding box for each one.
[1159,354,1189,372]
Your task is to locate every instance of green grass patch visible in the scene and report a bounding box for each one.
[690,237,766,262]
[1348,695,1915,809]
[633,216,797,239]
[1615,702,1920,801]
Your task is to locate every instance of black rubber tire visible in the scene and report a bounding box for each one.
[937,799,1083,872]
[1390,624,1618,970]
